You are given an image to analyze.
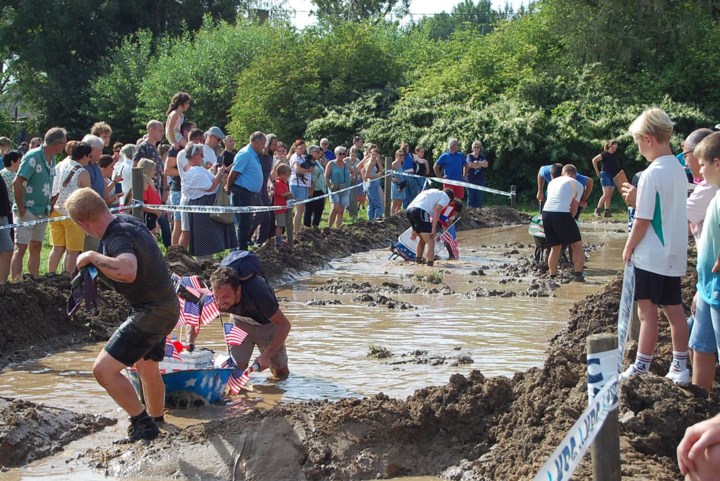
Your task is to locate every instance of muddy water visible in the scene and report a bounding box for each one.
[0,222,627,481]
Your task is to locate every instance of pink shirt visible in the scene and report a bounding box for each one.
[687,180,719,242]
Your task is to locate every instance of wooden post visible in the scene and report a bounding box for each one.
[132,166,144,221]
[587,333,621,481]
[510,185,517,209]
[384,156,392,218]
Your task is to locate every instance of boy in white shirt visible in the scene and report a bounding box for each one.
[621,108,689,385]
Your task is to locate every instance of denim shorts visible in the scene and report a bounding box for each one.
[169,191,182,221]
[330,190,350,207]
[689,295,720,354]
[600,171,615,188]
[290,185,309,202]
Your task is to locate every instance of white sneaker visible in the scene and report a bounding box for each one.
[620,364,646,381]
[665,368,690,387]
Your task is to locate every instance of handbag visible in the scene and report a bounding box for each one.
[209,187,234,224]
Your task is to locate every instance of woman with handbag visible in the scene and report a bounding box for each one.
[325,145,351,228]
[182,143,237,259]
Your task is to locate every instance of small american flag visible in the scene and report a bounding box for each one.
[442,225,459,259]
[438,204,456,227]
[227,368,251,394]
[199,295,220,325]
[164,342,183,362]
[223,322,248,346]
[180,299,201,326]
[219,357,236,369]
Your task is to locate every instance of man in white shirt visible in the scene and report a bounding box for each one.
[406,188,454,267]
[621,108,689,386]
[541,164,585,281]
[203,126,224,167]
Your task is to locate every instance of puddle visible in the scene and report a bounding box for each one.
[0,222,627,481]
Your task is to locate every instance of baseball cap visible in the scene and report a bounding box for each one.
[205,126,226,140]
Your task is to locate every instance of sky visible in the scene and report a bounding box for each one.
[285,0,528,29]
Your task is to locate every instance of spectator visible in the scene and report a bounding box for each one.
[0,137,11,162]
[400,142,420,208]
[113,143,137,207]
[592,139,621,217]
[227,132,265,251]
[273,163,293,248]
[434,138,467,200]
[683,129,717,242]
[203,126,225,167]
[134,120,169,246]
[390,149,406,215]
[542,164,585,282]
[165,121,195,246]
[347,146,361,219]
[288,140,313,234]
[325,145,351,228]
[362,145,385,220]
[67,188,178,443]
[175,128,206,250]
[303,144,327,228]
[18,142,29,156]
[48,142,92,273]
[352,136,364,161]
[11,128,67,279]
[466,141,489,208]
[112,142,123,163]
[165,92,191,153]
[1,150,21,208]
[413,146,430,190]
[320,138,335,161]
[29,137,42,150]
[90,121,112,149]
[137,158,165,237]
[406,188,455,266]
[251,133,277,246]
[219,135,236,168]
[99,154,122,207]
[620,108,689,386]
[0,153,12,283]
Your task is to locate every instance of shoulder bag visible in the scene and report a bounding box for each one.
[210,186,234,224]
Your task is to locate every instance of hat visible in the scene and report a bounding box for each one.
[205,126,226,140]
[308,144,322,153]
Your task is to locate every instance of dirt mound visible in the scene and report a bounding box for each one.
[0,396,115,468]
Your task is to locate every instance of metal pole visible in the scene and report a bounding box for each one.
[511,185,517,209]
[132,166,144,221]
[384,156,392,218]
[587,333,621,481]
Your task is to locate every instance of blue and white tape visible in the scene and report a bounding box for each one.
[398,171,513,197]
[0,201,145,231]
[616,262,635,373]
[587,348,619,404]
[532,374,619,481]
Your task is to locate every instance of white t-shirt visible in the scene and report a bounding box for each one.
[112,157,133,198]
[633,155,688,276]
[408,189,450,213]
[203,144,218,166]
[543,176,583,213]
[289,154,311,187]
[687,180,719,242]
[182,166,217,201]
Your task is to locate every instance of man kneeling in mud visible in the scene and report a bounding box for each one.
[406,188,455,266]
[67,188,178,443]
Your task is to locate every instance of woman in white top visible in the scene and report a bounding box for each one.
[288,140,314,233]
[181,143,237,258]
[48,142,92,274]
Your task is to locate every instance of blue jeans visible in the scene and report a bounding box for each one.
[690,296,720,354]
[231,185,259,251]
[401,174,420,209]
[365,181,383,220]
[467,178,486,208]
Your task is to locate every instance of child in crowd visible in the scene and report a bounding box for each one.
[621,108,689,385]
[688,132,720,390]
[350,146,366,211]
[274,164,293,249]
[137,158,164,235]
[390,149,406,215]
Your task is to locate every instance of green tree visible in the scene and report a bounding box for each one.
[310,0,410,23]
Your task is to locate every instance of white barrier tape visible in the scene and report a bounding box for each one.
[0,201,144,231]
[532,374,619,481]
[587,348,620,404]
[398,171,513,197]
[616,262,635,373]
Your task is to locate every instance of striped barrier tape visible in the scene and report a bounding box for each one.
[532,373,619,481]
[0,201,145,231]
[616,262,635,373]
[398,171,513,197]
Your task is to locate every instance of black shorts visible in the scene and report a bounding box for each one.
[105,320,171,366]
[542,211,581,247]
[406,207,432,234]
[634,267,682,306]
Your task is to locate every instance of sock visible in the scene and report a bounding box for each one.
[153,415,165,423]
[130,410,150,422]
[633,352,653,373]
[671,351,688,372]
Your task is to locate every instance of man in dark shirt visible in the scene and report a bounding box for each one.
[205,266,291,377]
[67,187,179,443]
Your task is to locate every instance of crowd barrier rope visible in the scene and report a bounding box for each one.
[1,169,516,231]
[532,262,635,480]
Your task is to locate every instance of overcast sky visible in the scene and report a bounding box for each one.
[284,0,528,29]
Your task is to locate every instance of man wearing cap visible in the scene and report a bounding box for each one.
[434,138,467,200]
[226,132,266,251]
[204,126,225,167]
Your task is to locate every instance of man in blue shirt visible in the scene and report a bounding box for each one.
[433,138,467,200]
[226,132,265,251]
